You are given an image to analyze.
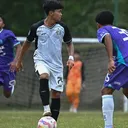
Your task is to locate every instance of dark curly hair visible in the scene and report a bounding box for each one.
[95,11,114,25]
[43,0,64,15]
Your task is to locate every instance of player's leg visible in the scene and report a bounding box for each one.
[102,64,128,128]
[66,81,74,112]
[122,86,128,98]
[49,70,63,121]
[101,86,115,128]
[51,90,61,121]
[0,72,4,96]
[35,61,51,116]
[3,71,16,98]
[39,73,51,116]
[72,79,81,113]
[121,68,128,99]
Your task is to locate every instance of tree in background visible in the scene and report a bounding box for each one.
[0,0,128,37]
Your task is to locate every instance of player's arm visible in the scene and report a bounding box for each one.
[14,44,22,62]
[17,41,31,63]
[103,34,116,73]
[16,41,32,72]
[66,42,74,70]
[66,42,74,56]
[9,44,22,72]
[66,42,74,59]
[16,25,36,71]
[7,31,22,72]
[62,22,74,69]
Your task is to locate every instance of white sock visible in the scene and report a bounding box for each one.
[102,95,114,128]
[44,105,50,112]
[11,85,14,95]
[10,80,16,95]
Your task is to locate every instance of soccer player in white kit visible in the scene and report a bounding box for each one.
[16,1,74,121]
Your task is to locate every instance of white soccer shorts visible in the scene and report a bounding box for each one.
[34,61,64,92]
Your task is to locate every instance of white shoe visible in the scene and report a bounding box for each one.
[43,111,52,116]
[72,108,77,113]
[69,105,73,112]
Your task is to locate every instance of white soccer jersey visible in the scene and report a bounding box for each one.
[27,20,72,71]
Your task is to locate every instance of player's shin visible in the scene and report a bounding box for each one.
[51,98,60,121]
[39,79,51,115]
[102,95,114,128]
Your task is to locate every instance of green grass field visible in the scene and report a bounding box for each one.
[0,110,128,128]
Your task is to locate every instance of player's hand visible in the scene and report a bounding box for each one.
[108,60,116,74]
[67,59,74,70]
[16,60,23,72]
[9,61,17,72]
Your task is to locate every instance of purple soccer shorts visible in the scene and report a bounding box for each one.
[0,71,16,92]
[104,64,128,90]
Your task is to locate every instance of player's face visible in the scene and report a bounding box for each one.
[52,9,62,22]
[0,17,5,29]
[96,23,102,29]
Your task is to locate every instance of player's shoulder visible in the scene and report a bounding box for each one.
[31,20,44,30]
[99,25,114,32]
[97,26,112,43]
[3,29,12,33]
[3,29,15,36]
[97,26,110,34]
[56,21,68,28]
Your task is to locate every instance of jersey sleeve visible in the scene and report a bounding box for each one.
[97,28,110,43]
[63,24,72,43]
[26,24,37,42]
[8,31,20,47]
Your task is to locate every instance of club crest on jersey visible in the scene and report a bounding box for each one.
[55,28,61,35]
[39,33,49,43]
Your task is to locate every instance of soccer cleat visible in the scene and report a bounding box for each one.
[72,108,77,113]
[69,105,73,112]
[43,111,52,116]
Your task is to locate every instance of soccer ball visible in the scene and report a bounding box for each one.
[37,116,57,128]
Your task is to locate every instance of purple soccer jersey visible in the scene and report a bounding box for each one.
[0,29,20,92]
[97,25,128,90]
[0,29,20,68]
[97,25,128,66]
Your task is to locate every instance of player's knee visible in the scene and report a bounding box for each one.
[74,92,80,97]
[66,92,72,97]
[66,90,72,96]
[51,90,61,98]
[40,73,49,79]
[101,87,114,95]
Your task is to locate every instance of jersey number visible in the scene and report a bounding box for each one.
[57,77,63,85]
[119,29,128,41]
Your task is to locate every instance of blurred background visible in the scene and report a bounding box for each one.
[0,0,127,111]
